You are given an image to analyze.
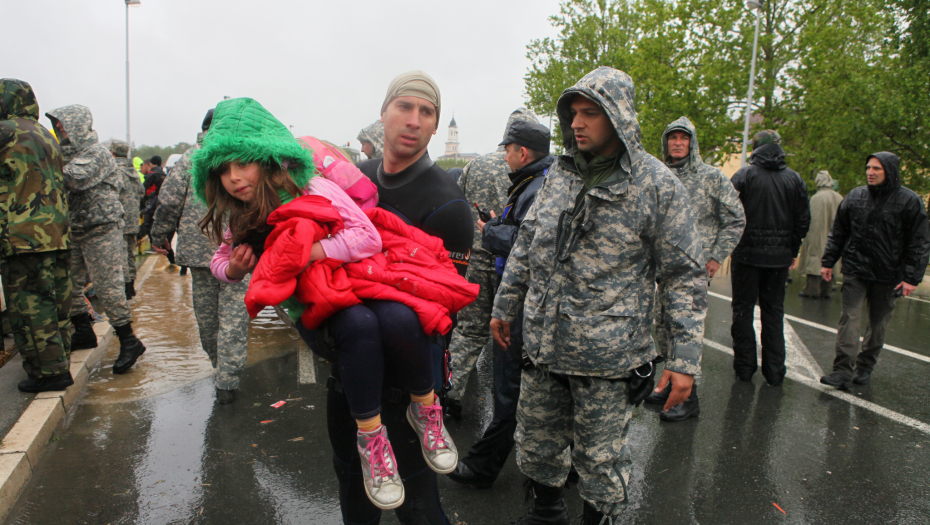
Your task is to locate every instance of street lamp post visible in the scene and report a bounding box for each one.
[125,0,141,157]
[740,0,763,167]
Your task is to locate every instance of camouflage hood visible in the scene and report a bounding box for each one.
[356,120,384,159]
[497,107,540,152]
[661,116,702,172]
[555,67,645,165]
[815,170,833,189]
[45,105,98,152]
[0,78,39,121]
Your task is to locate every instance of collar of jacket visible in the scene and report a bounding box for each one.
[507,155,554,193]
[558,152,631,202]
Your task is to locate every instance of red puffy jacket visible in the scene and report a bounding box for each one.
[244,196,479,336]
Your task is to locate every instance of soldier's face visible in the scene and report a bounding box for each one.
[866,157,886,186]
[53,121,68,143]
[667,131,690,161]
[221,161,261,203]
[381,96,438,160]
[569,96,621,157]
[361,142,374,158]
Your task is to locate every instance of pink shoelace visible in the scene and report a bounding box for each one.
[364,432,398,481]
[417,403,447,451]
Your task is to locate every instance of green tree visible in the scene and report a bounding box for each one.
[131,142,193,163]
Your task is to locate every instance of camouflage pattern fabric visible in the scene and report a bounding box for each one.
[447,108,540,399]
[0,78,71,258]
[69,222,131,327]
[111,141,143,236]
[150,137,216,268]
[356,120,384,160]
[3,251,72,377]
[190,268,251,390]
[123,233,136,282]
[516,368,634,516]
[46,105,124,231]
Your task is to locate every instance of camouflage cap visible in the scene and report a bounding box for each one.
[110,140,130,158]
[751,129,782,149]
[0,78,39,121]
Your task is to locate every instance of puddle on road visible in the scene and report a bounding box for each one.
[84,258,303,405]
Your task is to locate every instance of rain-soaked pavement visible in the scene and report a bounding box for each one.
[5,258,930,524]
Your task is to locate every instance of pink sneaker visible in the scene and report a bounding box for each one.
[406,395,458,474]
[357,426,405,509]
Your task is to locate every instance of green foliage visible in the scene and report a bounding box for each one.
[131,142,193,162]
[435,158,471,170]
[527,0,929,194]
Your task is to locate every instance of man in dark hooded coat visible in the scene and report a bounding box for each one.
[820,152,930,389]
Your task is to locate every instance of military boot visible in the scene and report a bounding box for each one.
[112,323,146,374]
[70,312,98,350]
[511,480,570,525]
[660,384,700,422]
[580,500,615,525]
[18,372,74,393]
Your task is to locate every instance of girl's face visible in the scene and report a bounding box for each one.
[221,161,261,202]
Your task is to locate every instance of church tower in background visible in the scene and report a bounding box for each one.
[443,116,460,158]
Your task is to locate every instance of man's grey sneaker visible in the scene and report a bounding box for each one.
[357,425,405,510]
[407,395,458,474]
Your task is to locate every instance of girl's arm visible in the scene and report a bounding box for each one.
[307,177,381,262]
[211,240,238,283]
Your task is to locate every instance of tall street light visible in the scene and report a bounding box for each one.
[125,0,141,157]
[740,0,763,167]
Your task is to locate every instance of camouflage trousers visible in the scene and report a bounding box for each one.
[190,268,250,390]
[516,368,634,517]
[123,234,137,283]
[69,223,131,327]
[2,251,72,377]
[447,266,501,400]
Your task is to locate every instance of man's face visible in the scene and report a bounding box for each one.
[504,143,524,173]
[866,157,886,186]
[142,161,152,173]
[381,96,438,160]
[53,120,68,143]
[361,142,374,158]
[569,96,620,157]
[667,130,690,161]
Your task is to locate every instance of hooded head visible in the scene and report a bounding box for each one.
[190,97,315,204]
[0,78,39,121]
[749,129,786,170]
[357,119,384,159]
[661,116,701,170]
[814,170,833,189]
[555,67,644,164]
[865,151,901,191]
[110,140,130,158]
[45,105,98,151]
[380,70,441,122]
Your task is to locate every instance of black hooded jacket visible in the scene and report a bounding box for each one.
[730,144,811,268]
[822,152,930,285]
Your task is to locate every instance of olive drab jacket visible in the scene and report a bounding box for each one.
[661,116,745,264]
[0,78,70,258]
[491,67,707,377]
[45,105,123,231]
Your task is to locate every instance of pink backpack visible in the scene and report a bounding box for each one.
[297,136,378,210]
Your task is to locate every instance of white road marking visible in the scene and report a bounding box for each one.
[709,291,930,364]
[703,339,930,436]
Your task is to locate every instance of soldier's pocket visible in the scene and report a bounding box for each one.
[556,308,642,369]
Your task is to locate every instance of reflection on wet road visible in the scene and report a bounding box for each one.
[4,262,930,524]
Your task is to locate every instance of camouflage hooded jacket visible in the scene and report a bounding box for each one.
[45,105,123,231]
[0,78,70,257]
[491,67,707,377]
[111,141,144,236]
[357,120,384,160]
[458,108,539,271]
[662,116,745,264]
[150,133,216,267]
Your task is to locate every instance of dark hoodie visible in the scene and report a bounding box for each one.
[822,152,930,285]
[0,79,71,257]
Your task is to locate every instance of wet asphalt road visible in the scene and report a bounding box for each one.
[5,260,930,525]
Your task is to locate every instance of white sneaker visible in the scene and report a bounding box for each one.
[406,395,458,474]
[357,426,405,510]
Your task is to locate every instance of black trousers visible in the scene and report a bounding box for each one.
[730,261,790,385]
[460,311,524,481]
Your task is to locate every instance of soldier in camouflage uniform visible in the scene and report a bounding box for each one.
[446,108,539,417]
[110,140,144,300]
[490,68,707,524]
[150,109,250,404]
[0,79,74,392]
[645,116,745,422]
[357,119,384,160]
[46,104,146,374]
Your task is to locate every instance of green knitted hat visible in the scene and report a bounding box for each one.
[191,97,315,203]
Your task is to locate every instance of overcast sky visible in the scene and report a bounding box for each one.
[8,0,564,160]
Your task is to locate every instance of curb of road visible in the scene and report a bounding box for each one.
[0,255,157,522]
